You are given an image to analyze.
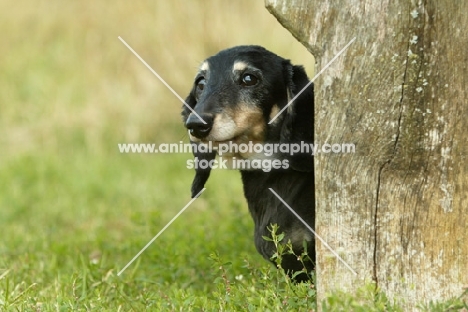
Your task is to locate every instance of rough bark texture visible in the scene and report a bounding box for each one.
[266,0,468,309]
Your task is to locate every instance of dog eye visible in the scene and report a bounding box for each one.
[196,78,206,91]
[241,73,258,86]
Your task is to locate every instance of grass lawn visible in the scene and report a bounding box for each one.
[1,0,466,311]
[0,0,317,310]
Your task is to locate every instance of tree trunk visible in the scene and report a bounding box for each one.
[265,0,468,309]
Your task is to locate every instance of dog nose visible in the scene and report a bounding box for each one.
[186,113,214,139]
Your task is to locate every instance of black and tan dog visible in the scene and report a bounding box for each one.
[181,45,314,282]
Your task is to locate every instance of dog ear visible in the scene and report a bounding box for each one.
[182,92,217,198]
[280,63,314,172]
[190,142,216,198]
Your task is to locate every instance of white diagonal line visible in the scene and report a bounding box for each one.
[269,37,356,124]
[118,36,206,124]
[117,188,206,276]
[268,188,357,275]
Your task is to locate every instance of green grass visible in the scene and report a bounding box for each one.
[1,0,467,310]
[0,147,319,310]
[0,1,318,309]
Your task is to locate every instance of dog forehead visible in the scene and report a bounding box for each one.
[204,46,284,72]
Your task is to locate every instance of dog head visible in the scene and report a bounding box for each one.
[182,46,314,197]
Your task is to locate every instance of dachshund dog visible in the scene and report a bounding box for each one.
[181,46,314,282]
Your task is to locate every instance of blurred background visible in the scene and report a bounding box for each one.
[1,0,314,156]
[0,0,315,308]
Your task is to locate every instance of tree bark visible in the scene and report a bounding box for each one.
[265,0,468,309]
